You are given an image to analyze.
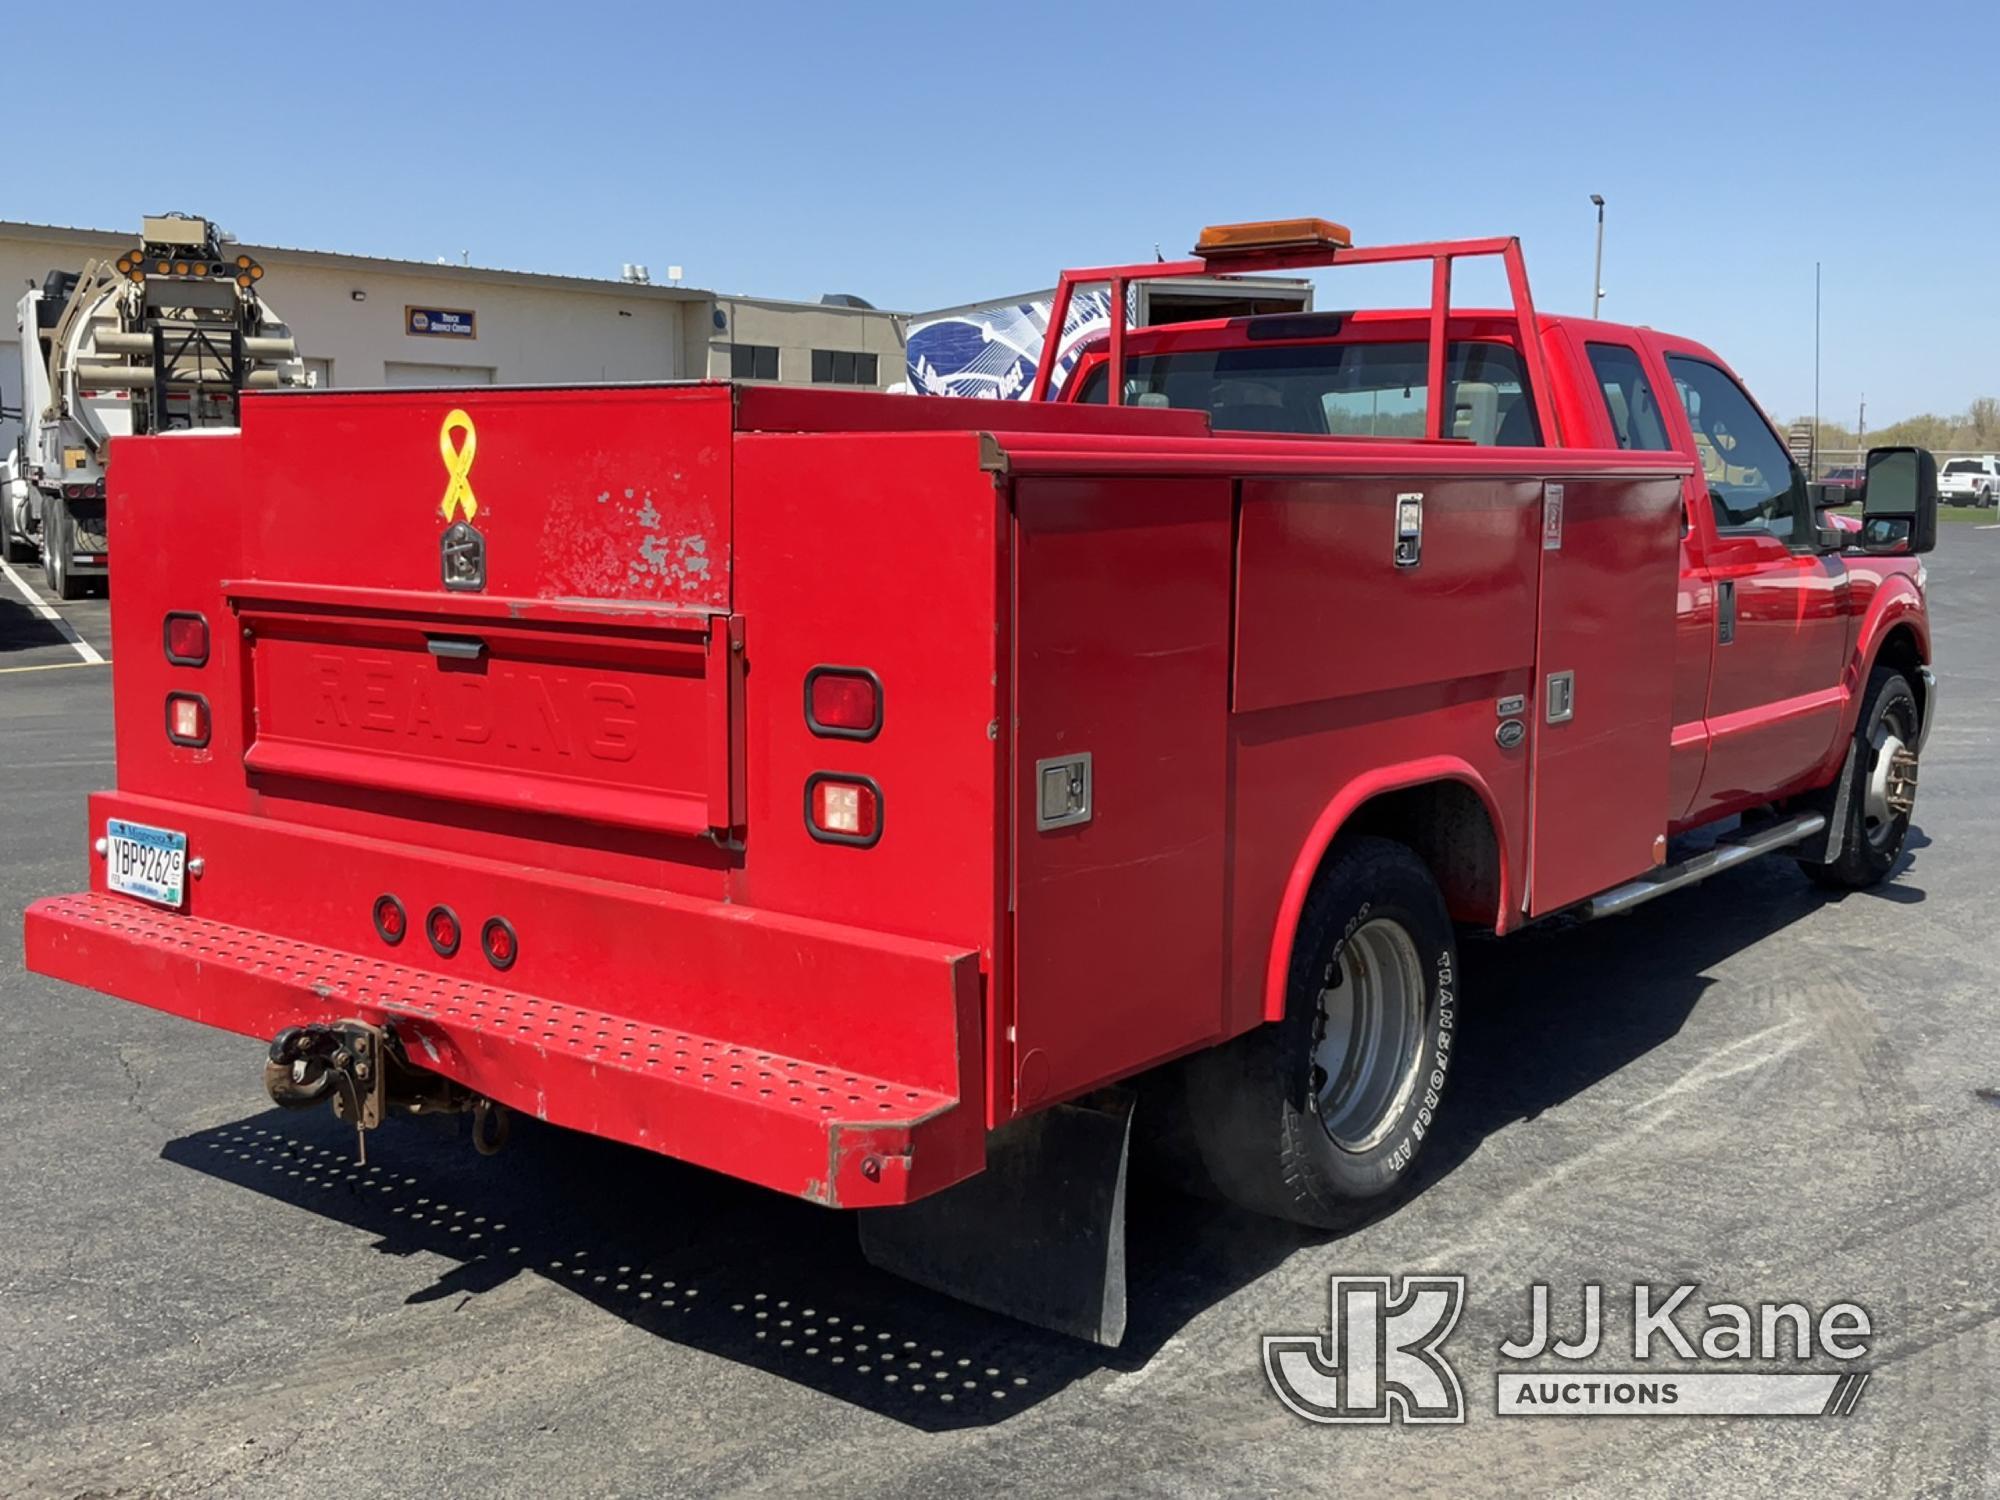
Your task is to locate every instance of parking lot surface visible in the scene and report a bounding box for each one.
[2,538,1995,1499]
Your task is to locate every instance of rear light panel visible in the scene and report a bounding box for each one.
[163,611,209,666]
[804,666,882,740]
[373,896,513,968]
[165,693,211,748]
[805,772,883,847]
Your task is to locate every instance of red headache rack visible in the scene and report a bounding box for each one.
[1028,216,1561,446]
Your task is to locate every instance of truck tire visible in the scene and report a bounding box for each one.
[0,494,23,564]
[1799,667,1920,889]
[1180,836,1457,1228]
[44,497,83,601]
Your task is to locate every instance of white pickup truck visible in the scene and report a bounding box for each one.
[1938,455,1999,507]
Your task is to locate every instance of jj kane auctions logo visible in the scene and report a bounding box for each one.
[1266,1277,1873,1422]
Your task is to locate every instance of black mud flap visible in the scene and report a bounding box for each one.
[1792,737,1859,866]
[858,1091,1132,1346]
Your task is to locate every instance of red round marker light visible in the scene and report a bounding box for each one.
[372,895,407,945]
[425,905,461,957]
[481,917,518,971]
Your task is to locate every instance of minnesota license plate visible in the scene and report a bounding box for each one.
[105,819,188,907]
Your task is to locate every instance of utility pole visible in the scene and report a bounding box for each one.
[1813,261,1821,477]
[1590,194,1606,316]
[1858,395,1867,454]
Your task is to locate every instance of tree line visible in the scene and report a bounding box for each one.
[1796,395,2000,454]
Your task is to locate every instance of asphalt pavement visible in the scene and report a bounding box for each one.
[1,535,1995,1499]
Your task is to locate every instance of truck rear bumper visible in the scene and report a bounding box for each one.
[26,820,987,1211]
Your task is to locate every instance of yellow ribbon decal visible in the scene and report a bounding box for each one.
[438,409,478,522]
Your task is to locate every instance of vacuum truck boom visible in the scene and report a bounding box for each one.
[5,213,304,597]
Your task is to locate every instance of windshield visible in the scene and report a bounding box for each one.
[1072,339,1541,445]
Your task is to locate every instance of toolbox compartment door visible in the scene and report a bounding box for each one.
[231,585,745,838]
[1527,473,1684,914]
[1009,476,1236,1108]
[208,384,746,840]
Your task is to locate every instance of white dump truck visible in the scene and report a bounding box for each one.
[10,214,303,597]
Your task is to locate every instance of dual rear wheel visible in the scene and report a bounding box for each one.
[43,497,83,601]
[1180,837,1457,1229]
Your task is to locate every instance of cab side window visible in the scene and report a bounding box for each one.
[1664,355,1807,540]
[1586,343,1673,450]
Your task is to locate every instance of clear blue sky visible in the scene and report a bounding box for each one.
[17,0,1996,424]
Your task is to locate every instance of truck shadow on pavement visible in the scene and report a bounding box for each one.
[0,592,69,655]
[160,829,1925,1431]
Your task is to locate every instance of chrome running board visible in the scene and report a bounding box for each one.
[1581,812,1828,920]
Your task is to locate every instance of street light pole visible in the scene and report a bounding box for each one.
[1590,194,1606,317]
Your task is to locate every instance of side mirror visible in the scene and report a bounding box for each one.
[1859,446,1938,555]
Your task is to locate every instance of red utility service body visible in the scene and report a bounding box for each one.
[23,231,1926,1216]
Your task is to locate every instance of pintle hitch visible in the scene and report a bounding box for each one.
[263,1020,508,1163]
[265,1021,389,1163]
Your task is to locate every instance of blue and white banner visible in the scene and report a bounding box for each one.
[906,287,1128,401]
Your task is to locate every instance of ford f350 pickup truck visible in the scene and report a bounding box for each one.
[23,219,1938,1343]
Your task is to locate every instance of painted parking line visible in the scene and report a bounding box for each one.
[0,557,105,665]
[0,659,110,675]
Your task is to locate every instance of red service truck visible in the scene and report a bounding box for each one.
[23,219,1939,1343]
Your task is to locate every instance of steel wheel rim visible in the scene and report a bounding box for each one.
[1861,702,1916,849]
[1311,918,1427,1153]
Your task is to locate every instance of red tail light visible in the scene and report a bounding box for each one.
[805,667,882,740]
[165,694,210,747]
[426,906,461,957]
[163,612,209,666]
[481,917,518,970]
[372,895,407,945]
[806,773,882,847]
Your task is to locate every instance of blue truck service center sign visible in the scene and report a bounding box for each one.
[406,306,477,338]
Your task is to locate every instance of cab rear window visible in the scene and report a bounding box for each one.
[1586,343,1674,451]
[1072,339,1541,445]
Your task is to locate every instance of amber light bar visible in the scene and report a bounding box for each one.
[115,251,263,285]
[1195,217,1353,260]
